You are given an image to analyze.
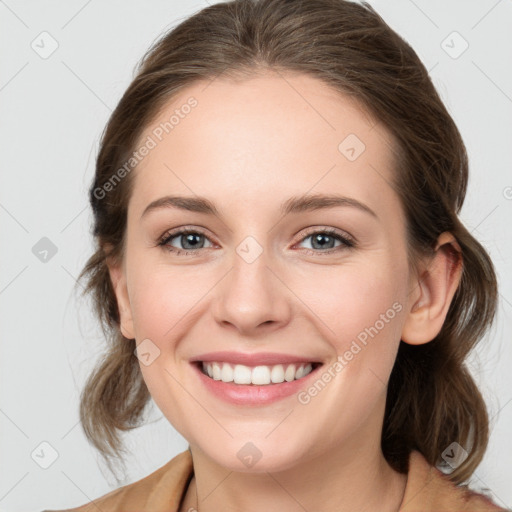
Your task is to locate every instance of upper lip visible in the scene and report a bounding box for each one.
[190,351,322,366]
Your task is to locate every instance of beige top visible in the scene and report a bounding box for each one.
[44,449,508,511]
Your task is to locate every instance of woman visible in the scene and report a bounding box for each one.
[44,0,509,510]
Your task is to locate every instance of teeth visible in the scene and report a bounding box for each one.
[212,362,221,380]
[270,364,285,383]
[221,363,233,382]
[233,364,252,384]
[201,361,315,385]
[284,364,296,382]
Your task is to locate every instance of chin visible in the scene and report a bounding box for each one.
[196,437,310,474]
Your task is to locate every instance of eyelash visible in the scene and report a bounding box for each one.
[157,226,356,257]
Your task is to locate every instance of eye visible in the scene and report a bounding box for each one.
[295,228,355,255]
[158,228,214,256]
[157,226,355,257]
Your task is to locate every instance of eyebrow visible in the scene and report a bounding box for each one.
[140,193,378,220]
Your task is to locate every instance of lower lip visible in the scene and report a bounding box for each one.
[192,363,322,406]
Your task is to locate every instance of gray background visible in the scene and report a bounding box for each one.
[1,0,511,510]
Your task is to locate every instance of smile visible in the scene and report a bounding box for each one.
[190,351,325,405]
[201,361,317,385]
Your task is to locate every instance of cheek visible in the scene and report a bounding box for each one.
[294,259,406,368]
[126,263,203,434]
[127,262,206,340]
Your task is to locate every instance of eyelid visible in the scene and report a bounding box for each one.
[157,226,218,256]
[294,226,355,247]
[157,224,356,257]
[158,225,213,245]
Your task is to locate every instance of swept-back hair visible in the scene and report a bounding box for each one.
[76,0,498,484]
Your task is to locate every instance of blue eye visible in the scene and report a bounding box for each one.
[158,229,213,256]
[158,227,355,256]
[296,228,355,254]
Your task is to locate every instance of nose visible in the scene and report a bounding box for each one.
[212,248,292,337]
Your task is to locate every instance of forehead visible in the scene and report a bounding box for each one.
[130,71,399,220]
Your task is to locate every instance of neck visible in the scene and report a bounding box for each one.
[180,401,407,512]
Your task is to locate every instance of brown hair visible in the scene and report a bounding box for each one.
[76,0,498,484]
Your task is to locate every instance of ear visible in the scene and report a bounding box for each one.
[105,246,135,340]
[401,232,463,345]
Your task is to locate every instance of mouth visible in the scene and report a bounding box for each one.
[196,361,321,385]
[189,351,327,405]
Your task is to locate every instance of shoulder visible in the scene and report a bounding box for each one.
[401,450,509,511]
[42,449,193,512]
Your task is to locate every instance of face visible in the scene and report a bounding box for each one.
[110,71,417,472]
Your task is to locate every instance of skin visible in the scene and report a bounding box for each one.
[107,70,462,512]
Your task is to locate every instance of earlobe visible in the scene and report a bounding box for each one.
[105,252,135,340]
[401,232,463,346]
